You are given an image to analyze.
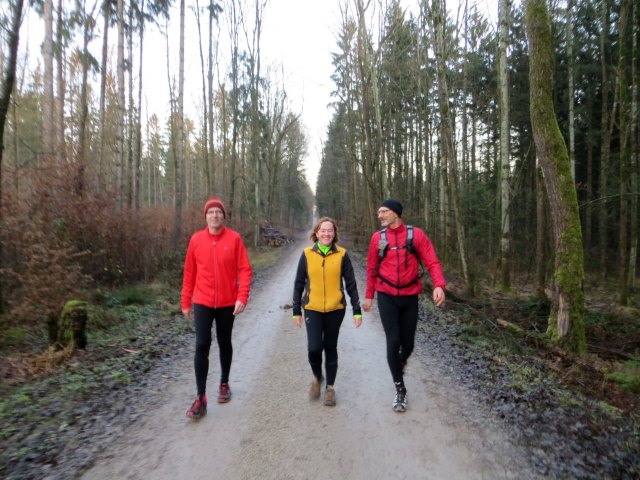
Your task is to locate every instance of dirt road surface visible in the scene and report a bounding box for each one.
[82,243,534,480]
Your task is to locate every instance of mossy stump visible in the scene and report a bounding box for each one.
[57,300,88,350]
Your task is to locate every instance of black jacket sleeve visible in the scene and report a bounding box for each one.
[342,252,362,316]
[292,252,308,316]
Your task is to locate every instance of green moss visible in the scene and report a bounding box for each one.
[60,300,87,319]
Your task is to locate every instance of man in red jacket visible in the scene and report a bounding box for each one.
[362,199,445,413]
[181,197,252,419]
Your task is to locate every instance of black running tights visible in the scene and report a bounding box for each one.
[304,309,345,386]
[193,304,235,396]
[377,292,418,384]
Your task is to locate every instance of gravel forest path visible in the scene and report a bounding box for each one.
[81,242,533,480]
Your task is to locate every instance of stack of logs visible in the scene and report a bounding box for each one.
[260,224,292,246]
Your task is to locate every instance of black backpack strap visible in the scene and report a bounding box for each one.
[374,225,424,287]
[377,228,388,261]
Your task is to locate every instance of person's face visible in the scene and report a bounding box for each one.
[377,207,398,228]
[206,207,225,231]
[316,221,335,246]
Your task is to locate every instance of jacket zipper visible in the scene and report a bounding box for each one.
[212,239,218,308]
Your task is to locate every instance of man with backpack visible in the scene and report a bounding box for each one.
[362,199,446,412]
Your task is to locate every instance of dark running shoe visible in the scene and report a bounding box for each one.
[186,395,207,419]
[218,383,232,403]
[392,389,407,412]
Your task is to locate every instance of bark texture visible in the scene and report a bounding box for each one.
[525,0,586,353]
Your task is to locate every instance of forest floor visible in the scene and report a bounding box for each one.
[0,238,638,479]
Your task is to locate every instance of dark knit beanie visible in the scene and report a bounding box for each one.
[381,198,403,217]
[203,197,226,218]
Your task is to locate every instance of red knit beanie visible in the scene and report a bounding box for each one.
[203,197,226,218]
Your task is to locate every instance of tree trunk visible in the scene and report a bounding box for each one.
[56,301,88,351]
[77,0,98,196]
[116,0,125,210]
[535,163,547,299]
[173,0,186,248]
[617,0,632,305]
[135,0,146,210]
[431,0,470,289]
[629,0,638,292]
[598,0,613,278]
[355,0,379,229]
[525,0,586,353]
[250,1,265,247]
[228,0,240,218]
[208,1,217,194]
[43,0,55,162]
[55,0,65,166]
[498,0,511,291]
[97,0,110,189]
[567,0,575,180]
[126,4,135,208]
[0,0,25,312]
[195,0,211,196]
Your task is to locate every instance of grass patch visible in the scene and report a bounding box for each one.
[113,285,153,306]
[606,359,640,393]
[248,246,281,271]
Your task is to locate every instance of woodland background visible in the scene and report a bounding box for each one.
[0,0,638,362]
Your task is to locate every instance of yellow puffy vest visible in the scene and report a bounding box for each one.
[302,245,347,313]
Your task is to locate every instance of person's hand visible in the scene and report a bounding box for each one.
[233,300,246,315]
[362,298,373,312]
[353,316,362,328]
[433,287,445,307]
[293,315,302,328]
[182,307,192,319]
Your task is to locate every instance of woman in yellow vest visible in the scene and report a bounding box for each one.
[292,217,362,406]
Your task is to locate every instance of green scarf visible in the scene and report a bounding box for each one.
[317,243,331,256]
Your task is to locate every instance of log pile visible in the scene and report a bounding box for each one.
[260,224,292,246]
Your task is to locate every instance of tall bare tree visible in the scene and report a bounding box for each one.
[207,1,221,195]
[0,0,26,311]
[430,0,470,288]
[97,0,112,188]
[525,0,586,353]
[55,0,66,166]
[173,0,186,247]
[43,0,55,162]
[498,0,511,291]
[226,0,241,217]
[629,0,638,293]
[116,0,125,210]
[598,0,614,277]
[194,0,211,195]
[134,0,146,210]
[355,0,381,229]
[245,0,266,246]
[75,0,99,196]
[617,0,632,305]
[567,0,575,180]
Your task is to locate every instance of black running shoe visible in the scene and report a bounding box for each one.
[392,389,407,412]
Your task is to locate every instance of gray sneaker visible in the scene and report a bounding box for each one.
[392,389,407,412]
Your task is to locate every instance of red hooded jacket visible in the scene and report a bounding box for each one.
[181,226,252,310]
[365,223,445,298]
